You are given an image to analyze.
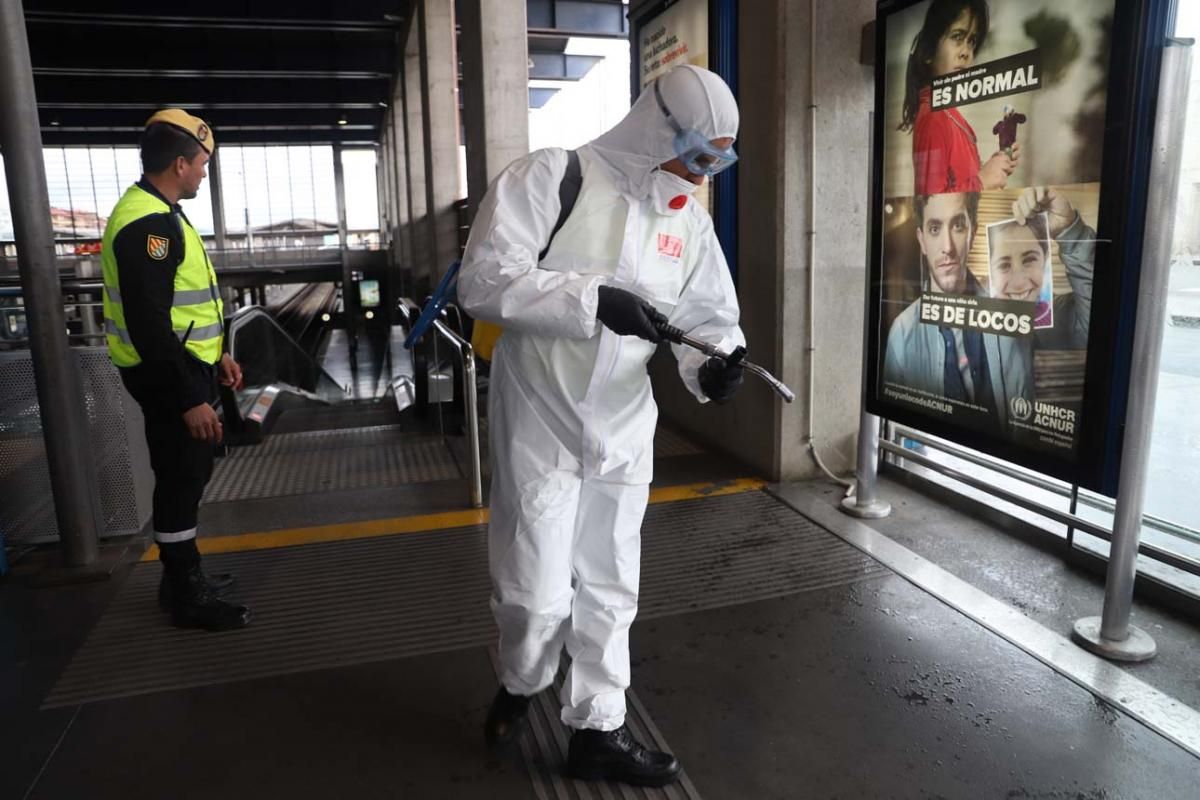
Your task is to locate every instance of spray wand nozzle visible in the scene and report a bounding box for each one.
[653,320,795,403]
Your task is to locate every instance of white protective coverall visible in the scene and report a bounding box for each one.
[458,65,744,732]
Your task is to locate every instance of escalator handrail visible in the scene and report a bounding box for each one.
[225,305,349,396]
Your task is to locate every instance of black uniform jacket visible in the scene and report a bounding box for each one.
[114,178,217,412]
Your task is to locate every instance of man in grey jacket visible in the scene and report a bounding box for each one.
[883,192,1032,429]
[883,189,1097,429]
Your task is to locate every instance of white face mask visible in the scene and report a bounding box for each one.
[650,168,700,215]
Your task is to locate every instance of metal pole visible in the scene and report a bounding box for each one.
[389,97,407,305]
[842,412,892,518]
[0,0,101,566]
[463,344,483,509]
[333,142,356,345]
[1072,38,1194,662]
[842,109,890,519]
[1066,485,1079,550]
[209,149,228,257]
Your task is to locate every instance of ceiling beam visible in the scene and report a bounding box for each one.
[32,68,391,80]
[38,102,384,111]
[37,129,381,147]
[24,10,401,33]
[32,76,389,107]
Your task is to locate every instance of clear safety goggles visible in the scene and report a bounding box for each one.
[654,78,738,177]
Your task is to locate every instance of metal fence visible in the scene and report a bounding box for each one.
[0,347,150,544]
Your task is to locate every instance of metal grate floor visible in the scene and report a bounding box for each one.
[44,491,888,708]
[203,425,462,503]
[495,648,705,800]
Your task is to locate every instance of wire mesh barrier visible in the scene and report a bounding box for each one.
[0,347,147,544]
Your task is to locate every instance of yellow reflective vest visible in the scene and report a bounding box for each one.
[101,185,224,367]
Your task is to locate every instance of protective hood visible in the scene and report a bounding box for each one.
[582,65,738,201]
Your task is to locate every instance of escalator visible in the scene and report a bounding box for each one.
[209,292,482,511]
[219,305,353,445]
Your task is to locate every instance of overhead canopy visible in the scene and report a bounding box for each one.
[24,0,411,148]
[21,0,629,148]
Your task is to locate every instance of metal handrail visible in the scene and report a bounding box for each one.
[891,424,1200,547]
[0,280,105,296]
[400,295,483,509]
[430,315,483,509]
[880,438,1200,579]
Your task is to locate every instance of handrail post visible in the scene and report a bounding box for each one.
[841,410,892,519]
[428,314,484,510]
[462,342,483,509]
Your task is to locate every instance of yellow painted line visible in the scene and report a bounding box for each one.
[141,477,766,562]
[648,477,765,504]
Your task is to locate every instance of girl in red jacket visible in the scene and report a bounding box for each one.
[898,0,1017,194]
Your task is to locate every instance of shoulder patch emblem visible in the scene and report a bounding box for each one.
[147,235,170,261]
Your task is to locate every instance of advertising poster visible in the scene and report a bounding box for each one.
[635,0,714,215]
[870,0,1119,471]
[637,0,709,90]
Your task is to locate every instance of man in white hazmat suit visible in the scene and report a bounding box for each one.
[458,65,745,788]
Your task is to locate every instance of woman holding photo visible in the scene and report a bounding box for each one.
[899,0,1017,194]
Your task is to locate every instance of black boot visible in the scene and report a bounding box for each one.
[158,570,237,609]
[484,687,532,749]
[567,724,682,787]
[167,566,252,631]
[158,539,250,631]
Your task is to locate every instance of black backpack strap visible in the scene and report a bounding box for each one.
[538,149,582,262]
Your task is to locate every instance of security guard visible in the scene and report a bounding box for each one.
[102,109,251,631]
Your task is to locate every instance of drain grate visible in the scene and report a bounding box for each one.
[44,491,888,708]
[204,426,461,503]
[490,649,703,800]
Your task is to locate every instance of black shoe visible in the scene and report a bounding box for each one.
[158,570,237,609]
[567,724,682,787]
[167,568,251,632]
[485,687,532,749]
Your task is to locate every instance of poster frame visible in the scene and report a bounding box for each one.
[863,0,1178,496]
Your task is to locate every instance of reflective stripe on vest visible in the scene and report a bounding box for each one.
[101,185,224,367]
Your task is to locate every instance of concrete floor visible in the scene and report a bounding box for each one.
[635,579,1198,799]
[835,473,1200,712]
[8,552,1197,799]
[3,471,1198,798]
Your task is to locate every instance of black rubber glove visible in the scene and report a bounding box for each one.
[698,346,746,404]
[596,285,667,343]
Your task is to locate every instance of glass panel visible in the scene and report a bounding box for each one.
[341,149,380,233]
[183,172,215,236]
[311,146,338,229]
[0,144,365,253]
[1145,10,1200,533]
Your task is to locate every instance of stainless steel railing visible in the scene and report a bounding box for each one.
[400,297,483,509]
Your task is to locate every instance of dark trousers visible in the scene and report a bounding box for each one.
[121,365,216,536]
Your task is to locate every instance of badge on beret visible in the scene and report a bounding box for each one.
[147,235,170,261]
[197,124,209,143]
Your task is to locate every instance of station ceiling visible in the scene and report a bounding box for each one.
[21,0,628,149]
